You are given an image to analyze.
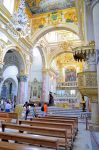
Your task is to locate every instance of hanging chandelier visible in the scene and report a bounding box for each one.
[11,0,29,32]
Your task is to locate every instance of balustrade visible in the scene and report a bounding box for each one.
[77,71,98,101]
[57,81,78,88]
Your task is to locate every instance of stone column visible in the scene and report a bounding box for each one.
[86,52,99,124]
[84,0,94,41]
[41,69,50,103]
[87,52,96,71]
[0,77,3,96]
[91,100,99,124]
[90,0,99,126]
[0,64,3,96]
[92,0,99,102]
[17,75,28,104]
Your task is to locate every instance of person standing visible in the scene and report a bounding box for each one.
[41,102,48,117]
[5,101,11,112]
[81,96,86,112]
[49,92,54,106]
[23,101,30,120]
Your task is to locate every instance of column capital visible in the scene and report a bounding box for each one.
[92,0,99,8]
[17,75,28,82]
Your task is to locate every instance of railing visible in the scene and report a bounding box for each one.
[57,81,78,88]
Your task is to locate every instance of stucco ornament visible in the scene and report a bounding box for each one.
[10,0,31,37]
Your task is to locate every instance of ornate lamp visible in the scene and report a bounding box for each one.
[11,0,30,35]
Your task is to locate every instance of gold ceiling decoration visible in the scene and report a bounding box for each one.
[54,53,84,71]
[59,41,72,51]
[56,53,74,65]
[31,7,77,32]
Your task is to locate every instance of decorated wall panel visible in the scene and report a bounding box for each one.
[31,8,77,32]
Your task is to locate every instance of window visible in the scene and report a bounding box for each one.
[3,0,14,14]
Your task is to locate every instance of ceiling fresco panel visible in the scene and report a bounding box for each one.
[25,0,75,14]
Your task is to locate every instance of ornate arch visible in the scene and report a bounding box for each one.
[49,50,73,68]
[31,24,79,47]
[3,45,26,75]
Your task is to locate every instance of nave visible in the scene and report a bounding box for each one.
[0,107,98,150]
[0,0,99,149]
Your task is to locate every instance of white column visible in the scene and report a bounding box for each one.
[92,0,99,102]
[0,77,3,96]
[91,101,99,124]
[17,75,28,104]
[91,0,99,125]
[84,1,94,41]
[87,53,96,71]
[41,69,50,103]
[0,64,3,96]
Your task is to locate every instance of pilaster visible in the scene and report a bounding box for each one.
[41,69,50,103]
[86,0,99,127]
[17,75,28,104]
[86,52,96,71]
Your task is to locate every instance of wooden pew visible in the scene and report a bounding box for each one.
[2,123,68,150]
[0,132,59,150]
[0,112,18,123]
[0,112,11,122]
[31,117,76,136]
[19,120,74,143]
[8,112,18,123]
[46,115,78,134]
[0,141,53,150]
[46,115,78,124]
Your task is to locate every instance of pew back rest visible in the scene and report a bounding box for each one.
[0,113,9,118]
[32,118,75,128]
[0,131,59,149]
[2,123,67,139]
[19,120,73,137]
[0,141,53,150]
[8,112,18,119]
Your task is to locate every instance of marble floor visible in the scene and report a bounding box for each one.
[73,123,99,150]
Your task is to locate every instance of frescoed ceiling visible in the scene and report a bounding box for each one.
[25,0,75,14]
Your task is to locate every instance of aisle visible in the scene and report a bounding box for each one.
[73,123,92,150]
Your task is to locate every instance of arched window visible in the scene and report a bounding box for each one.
[3,0,14,14]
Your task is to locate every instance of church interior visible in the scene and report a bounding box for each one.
[0,0,99,150]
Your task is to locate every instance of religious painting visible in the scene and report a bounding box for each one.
[65,67,76,82]
[25,0,75,14]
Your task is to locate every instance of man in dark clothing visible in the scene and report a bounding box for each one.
[23,102,30,120]
[49,92,54,106]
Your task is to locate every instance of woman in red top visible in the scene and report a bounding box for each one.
[42,103,48,117]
